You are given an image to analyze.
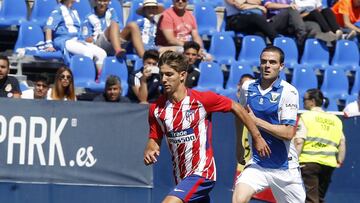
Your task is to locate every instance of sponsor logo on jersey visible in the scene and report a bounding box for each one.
[168,128,196,144]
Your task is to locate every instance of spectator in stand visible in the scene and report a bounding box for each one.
[82,0,145,58]
[183,41,201,88]
[294,0,344,40]
[44,0,107,77]
[264,0,338,45]
[332,0,360,39]
[294,88,346,203]
[0,55,21,98]
[224,0,278,43]
[136,0,165,51]
[21,73,50,99]
[49,66,76,101]
[93,75,130,102]
[155,0,210,59]
[343,91,360,117]
[128,49,161,103]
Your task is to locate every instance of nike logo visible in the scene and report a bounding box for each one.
[174,188,185,192]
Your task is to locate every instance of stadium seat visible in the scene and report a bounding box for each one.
[291,65,318,99]
[93,57,129,96]
[72,0,92,21]
[70,55,97,88]
[345,94,357,105]
[194,62,224,93]
[351,70,360,96]
[109,0,124,28]
[126,0,143,24]
[325,99,338,111]
[321,67,349,101]
[300,38,329,70]
[331,40,360,71]
[14,22,63,59]
[193,3,217,36]
[238,35,266,67]
[208,32,236,65]
[133,58,143,72]
[226,62,254,90]
[0,0,27,27]
[274,37,299,69]
[30,0,58,26]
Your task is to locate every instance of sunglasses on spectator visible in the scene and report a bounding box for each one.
[175,0,187,2]
[60,74,72,80]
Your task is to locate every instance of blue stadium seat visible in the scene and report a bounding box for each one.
[193,3,217,36]
[238,35,266,67]
[194,62,224,93]
[300,38,329,70]
[109,0,124,28]
[291,65,318,99]
[321,67,349,101]
[0,0,27,27]
[70,55,97,88]
[325,99,338,111]
[72,0,92,21]
[331,40,360,71]
[345,94,357,105]
[274,37,299,69]
[14,22,63,59]
[226,62,254,90]
[30,0,58,26]
[133,58,143,72]
[208,32,236,65]
[126,0,143,24]
[351,70,360,96]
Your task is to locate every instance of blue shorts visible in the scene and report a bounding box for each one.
[168,174,215,203]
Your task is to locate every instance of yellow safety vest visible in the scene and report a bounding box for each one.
[299,110,343,167]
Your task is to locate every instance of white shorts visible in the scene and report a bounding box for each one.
[235,164,305,203]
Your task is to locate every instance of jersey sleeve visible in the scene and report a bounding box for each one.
[110,8,119,23]
[45,9,62,31]
[280,86,299,126]
[198,91,232,113]
[148,104,164,140]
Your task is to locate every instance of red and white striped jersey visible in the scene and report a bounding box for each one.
[148,89,232,183]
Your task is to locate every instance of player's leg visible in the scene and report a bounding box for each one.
[119,22,145,57]
[164,174,214,203]
[103,21,126,56]
[270,167,306,203]
[232,164,268,203]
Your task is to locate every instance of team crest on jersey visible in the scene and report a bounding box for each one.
[185,110,195,122]
[270,92,280,103]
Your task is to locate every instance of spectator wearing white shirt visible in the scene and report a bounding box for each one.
[21,73,51,100]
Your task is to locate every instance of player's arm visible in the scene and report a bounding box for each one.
[231,101,271,157]
[247,106,296,140]
[144,138,161,165]
[337,134,346,168]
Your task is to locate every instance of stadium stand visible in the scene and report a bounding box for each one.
[321,66,349,101]
[194,61,224,93]
[29,0,58,27]
[69,55,97,88]
[0,0,27,27]
[273,36,299,69]
[193,2,218,37]
[238,35,266,67]
[300,38,330,70]
[331,39,360,71]
[208,31,236,65]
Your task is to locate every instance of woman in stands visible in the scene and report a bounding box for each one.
[44,0,106,78]
[49,66,76,101]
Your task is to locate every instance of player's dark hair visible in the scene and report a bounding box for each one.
[306,88,326,107]
[143,49,160,62]
[0,55,9,68]
[261,45,285,64]
[158,51,188,73]
[183,41,200,52]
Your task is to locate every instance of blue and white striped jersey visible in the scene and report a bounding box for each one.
[241,77,300,169]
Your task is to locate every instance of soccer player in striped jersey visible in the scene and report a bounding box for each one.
[143,51,270,203]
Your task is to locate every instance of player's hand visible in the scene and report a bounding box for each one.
[45,47,56,52]
[246,105,257,122]
[253,136,271,158]
[143,143,160,165]
[85,37,93,43]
